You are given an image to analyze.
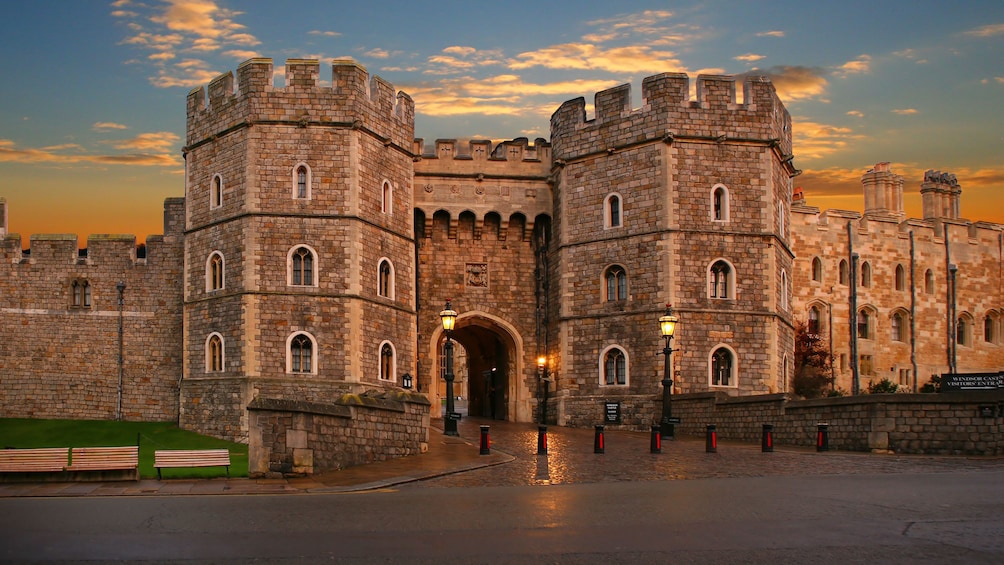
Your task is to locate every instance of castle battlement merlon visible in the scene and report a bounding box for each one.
[551,73,787,159]
[187,58,415,149]
[416,138,551,165]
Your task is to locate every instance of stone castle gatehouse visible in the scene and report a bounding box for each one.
[1,58,1001,445]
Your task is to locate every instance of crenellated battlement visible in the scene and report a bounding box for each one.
[186,58,415,149]
[414,137,551,164]
[550,73,790,160]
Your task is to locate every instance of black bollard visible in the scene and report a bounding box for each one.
[594,425,605,454]
[537,425,548,455]
[706,424,718,453]
[816,423,829,452]
[479,425,490,455]
[762,423,774,453]
[650,425,661,454]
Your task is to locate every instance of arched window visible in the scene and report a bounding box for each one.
[288,332,316,374]
[379,342,395,381]
[984,313,998,344]
[381,181,392,214]
[378,258,394,299]
[780,270,788,311]
[211,175,223,209]
[71,279,91,309]
[857,309,871,339]
[895,264,906,291]
[601,346,628,385]
[207,252,224,291]
[891,311,906,342]
[711,347,735,387]
[206,333,224,372]
[808,305,821,335]
[293,164,311,200]
[925,269,934,294]
[288,245,317,287]
[861,261,871,287]
[709,260,733,299]
[604,193,622,228]
[839,260,848,285]
[712,184,730,222]
[811,257,822,282]
[957,314,972,347]
[605,265,627,302]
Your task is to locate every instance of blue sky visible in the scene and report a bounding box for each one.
[1,0,1003,242]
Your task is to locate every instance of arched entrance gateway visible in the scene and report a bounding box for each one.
[431,312,531,423]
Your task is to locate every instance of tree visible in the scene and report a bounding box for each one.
[792,320,834,399]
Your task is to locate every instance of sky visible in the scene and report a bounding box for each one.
[1,0,1003,244]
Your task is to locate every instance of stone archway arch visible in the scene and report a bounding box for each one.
[428,310,530,423]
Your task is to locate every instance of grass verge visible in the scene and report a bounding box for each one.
[0,418,248,479]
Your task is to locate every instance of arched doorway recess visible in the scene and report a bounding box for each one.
[433,312,529,422]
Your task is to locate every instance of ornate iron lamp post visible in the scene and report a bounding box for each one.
[537,355,550,424]
[440,300,459,436]
[659,304,679,439]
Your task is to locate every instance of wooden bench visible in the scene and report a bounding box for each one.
[154,449,231,479]
[66,446,139,480]
[0,447,69,473]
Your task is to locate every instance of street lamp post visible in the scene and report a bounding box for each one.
[440,300,459,436]
[659,304,679,439]
[116,281,126,421]
[537,356,550,424]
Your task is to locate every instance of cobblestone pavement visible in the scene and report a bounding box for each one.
[410,416,1004,489]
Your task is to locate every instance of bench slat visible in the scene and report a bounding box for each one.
[154,449,231,479]
[66,446,139,471]
[0,448,69,472]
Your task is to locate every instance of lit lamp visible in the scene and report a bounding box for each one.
[440,300,459,436]
[659,304,679,439]
[402,373,413,390]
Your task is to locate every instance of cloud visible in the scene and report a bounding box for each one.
[309,30,341,37]
[834,55,871,77]
[93,122,129,131]
[757,31,785,38]
[892,108,919,115]
[116,0,261,89]
[846,110,864,118]
[509,43,687,74]
[443,46,477,56]
[404,75,622,118]
[581,10,700,45]
[0,138,180,167]
[741,66,829,102]
[735,53,765,62]
[424,47,505,75]
[790,119,863,160]
[964,23,1004,37]
[111,132,180,152]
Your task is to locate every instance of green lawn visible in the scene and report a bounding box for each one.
[0,418,248,479]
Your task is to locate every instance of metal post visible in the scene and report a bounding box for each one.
[817,423,829,452]
[594,425,605,454]
[537,426,548,455]
[762,424,774,453]
[479,426,490,455]
[705,424,717,453]
[444,335,458,436]
[116,281,126,421]
[650,425,661,454]
[660,336,675,439]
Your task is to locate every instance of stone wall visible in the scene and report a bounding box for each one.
[664,390,1004,455]
[246,390,430,476]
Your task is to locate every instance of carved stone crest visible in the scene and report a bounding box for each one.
[466,263,489,287]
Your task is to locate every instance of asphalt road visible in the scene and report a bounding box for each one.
[2,470,1002,564]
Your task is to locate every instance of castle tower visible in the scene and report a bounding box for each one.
[548,74,797,425]
[862,162,905,220]
[921,170,962,220]
[181,59,416,441]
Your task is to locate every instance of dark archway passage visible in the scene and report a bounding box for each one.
[452,321,516,421]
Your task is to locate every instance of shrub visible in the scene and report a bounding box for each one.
[867,378,899,394]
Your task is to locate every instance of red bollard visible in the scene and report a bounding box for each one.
[706,424,718,453]
[816,423,829,452]
[479,425,490,455]
[537,425,548,455]
[594,425,605,454]
[762,423,774,453]
[650,425,661,453]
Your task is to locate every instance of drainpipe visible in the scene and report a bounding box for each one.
[116,281,126,421]
[909,231,918,392]
[848,222,859,395]
[827,301,835,391]
[949,263,958,375]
